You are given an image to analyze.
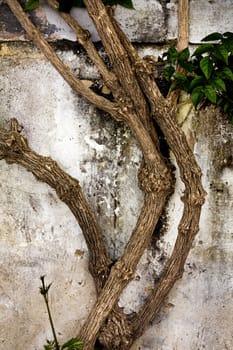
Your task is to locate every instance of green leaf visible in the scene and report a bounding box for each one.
[170,74,189,91]
[163,65,175,81]
[44,340,57,350]
[204,85,217,103]
[58,0,76,12]
[115,0,134,9]
[61,338,83,350]
[189,76,205,90]
[166,46,178,65]
[216,97,223,105]
[201,32,223,42]
[210,78,226,91]
[170,81,181,91]
[180,61,195,72]
[173,73,187,82]
[212,44,229,65]
[192,44,214,57]
[200,56,213,79]
[223,32,233,39]
[191,87,204,108]
[222,37,233,55]
[25,0,40,11]
[59,0,134,11]
[224,102,230,113]
[73,0,85,7]
[178,47,190,63]
[218,67,233,80]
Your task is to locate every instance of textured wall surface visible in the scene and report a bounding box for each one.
[0,1,233,350]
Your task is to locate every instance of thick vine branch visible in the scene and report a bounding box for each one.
[3,1,206,350]
[5,2,174,348]
[6,0,118,116]
[83,0,154,133]
[0,119,112,292]
[79,191,171,349]
[91,0,206,345]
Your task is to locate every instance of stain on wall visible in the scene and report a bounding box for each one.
[0,1,233,349]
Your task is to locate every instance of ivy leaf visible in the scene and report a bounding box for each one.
[212,44,229,65]
[222,37,233,55]
[25,0,40,11]
[201,32,223,42]
[58,0,77,12]
[189,76,205,90]
[114,0,134,9]
[178,47,190,63]
[163,65,175,81]
[223,32,233,39]
[180,61,195,72]
[44,340,57,350]
[58,0,134,12]
[73,0,85,7]
[171,73,188,91]
[61,338,83,350]
[204,85,217,103]
[173,73,187,81]
[166,46,178,65]
[192,44,214,57]
[218,67,233,80]
[210,78,226,91]
[223,102,230,113]
[200,56,213,79]
[191,87,204,108]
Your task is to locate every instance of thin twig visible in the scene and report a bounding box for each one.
[46,0,121,97]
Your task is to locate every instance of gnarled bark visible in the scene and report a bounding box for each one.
[2,1,206,349]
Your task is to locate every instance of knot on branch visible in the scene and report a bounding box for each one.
[78,29,91,44]
[9,118,23,132]
[113,260,133,281]
[99,308,132,349]
[0,119,29,162]
[181,185,206,207]
[90,258,113,281]
[115,97,134,121]
[138,164,171,194]
[134,58,154,75]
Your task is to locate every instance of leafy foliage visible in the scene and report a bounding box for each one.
[162,32,233,121]
[25,0,39,11]
[25,0,134,12]
[44,339,83,350]
[61,338,83,350]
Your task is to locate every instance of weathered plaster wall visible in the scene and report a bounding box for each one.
[0,1,233,349]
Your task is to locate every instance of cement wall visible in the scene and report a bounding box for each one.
[0,1,233,349]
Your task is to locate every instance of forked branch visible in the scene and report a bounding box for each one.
[6,0,118,116]
[2,1,206,350]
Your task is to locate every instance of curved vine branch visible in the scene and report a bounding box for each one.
[0,119,112,292]
[2,1,206,350]
[106,1,206,342]
[6,0,117,116]
[5,1,174,349]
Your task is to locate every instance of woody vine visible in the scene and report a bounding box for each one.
[1,0,232,349]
